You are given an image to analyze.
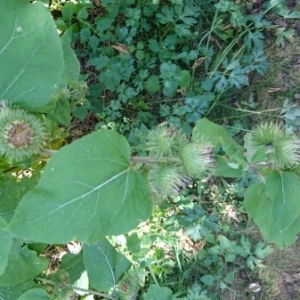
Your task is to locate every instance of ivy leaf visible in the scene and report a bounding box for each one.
[83,239,131,292]
[9,130,152,244]
[0,0,64,109]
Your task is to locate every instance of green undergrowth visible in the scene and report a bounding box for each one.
[1,0,300,299]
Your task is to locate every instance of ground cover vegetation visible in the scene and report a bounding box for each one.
[1,0,300,299]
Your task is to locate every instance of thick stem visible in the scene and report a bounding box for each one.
[131,156,181,165]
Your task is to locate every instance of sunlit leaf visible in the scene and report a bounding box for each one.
[0,0,64,109]
[9,130,152,244]
[83,239,131,291]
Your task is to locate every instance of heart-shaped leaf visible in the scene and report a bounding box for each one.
[83,239,131,291]
[266,171,300,231]
[9,130,152,244]
[0,0,64,109]
[245,182,300,248]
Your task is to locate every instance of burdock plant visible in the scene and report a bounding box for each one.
[144,124,215,199]
[0,102,47,162]
[250,123,300,171]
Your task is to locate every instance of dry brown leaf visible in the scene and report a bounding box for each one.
[111,43,129,54]
[292,273,300,280]
[93,0,101,6]
[225,205,239,222]
[245,283,261,293]
[67,240,82,255]
[267,87,282,93]
[294,93,300,99]
[209,36,221,49]
[180,236,196,252]
[73,129,83,137]
[194,240,206,251]
[191,57,205,69]
[283,272,293,283]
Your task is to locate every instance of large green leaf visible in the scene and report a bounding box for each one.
[55,252,85,284]
[265,171,300,231]
[0,239,48,286]
[245,182,300,248]
[0,0,64,109]
[0,217,13,276]
[0,280,37,300]
[9,130,152,244]
[83,239,131,292]
[60,28,80,86]
[17,288,49,300]
[193,118,247,177]
[0,176,38,223]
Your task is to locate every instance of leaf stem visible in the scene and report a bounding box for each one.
[131,156,181,165]
[39,149,58,156]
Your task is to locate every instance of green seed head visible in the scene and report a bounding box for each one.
[179,142,215,177]
[146,124,186,157]
[252,123,300,170]
[0,105,47,162]
[148,164,190,197]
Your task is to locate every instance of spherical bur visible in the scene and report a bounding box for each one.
[148,164,190,197]
[273,137,300,169]
[179,142,215,177]
[252,123,300,170]
[146,125,186,157]
[0,107,47,162]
